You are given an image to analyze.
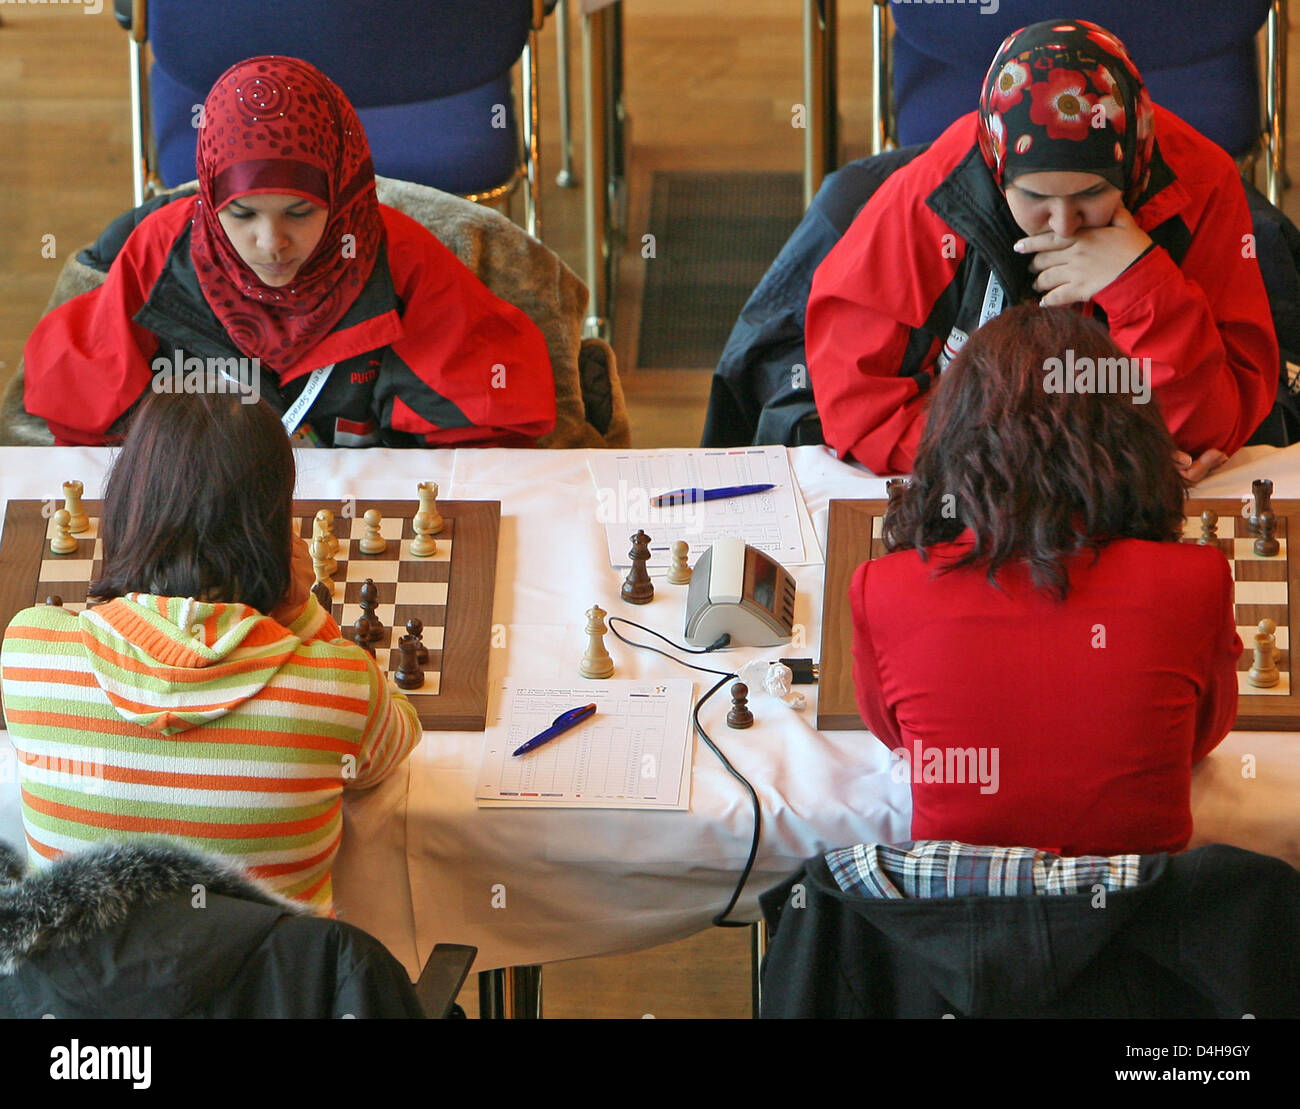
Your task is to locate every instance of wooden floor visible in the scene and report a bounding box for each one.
[5,3,1300,1018]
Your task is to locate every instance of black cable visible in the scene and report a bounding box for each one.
[606,617,763,928]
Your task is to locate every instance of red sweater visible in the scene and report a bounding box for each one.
[850,534,1240,856]
[23,199,556,448]
[808,108,1278,475]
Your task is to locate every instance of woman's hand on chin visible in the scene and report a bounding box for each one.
[1018,207,1154,307]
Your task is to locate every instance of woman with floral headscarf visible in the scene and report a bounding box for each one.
[23,56,556,448]
[807,19,1278,478]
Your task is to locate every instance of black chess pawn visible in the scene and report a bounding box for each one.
[359,578,383,642]
[1255,508,1281,557]
[404,617,429,665]
[394,637,424,690]
[726,682,754,729]
[621,529,654,605]
[311,580,333,613]
[351,616,376,657]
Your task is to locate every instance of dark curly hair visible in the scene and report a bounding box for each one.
[91,390,295,614]
[882,304,1187,599]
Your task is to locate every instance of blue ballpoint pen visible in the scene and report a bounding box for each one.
[511,703,597,757]
[651,483,775,507]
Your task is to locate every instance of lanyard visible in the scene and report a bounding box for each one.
[280,363,335,434]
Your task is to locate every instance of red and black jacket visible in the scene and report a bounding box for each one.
[807,108,1279,475]
[23,193,557,448]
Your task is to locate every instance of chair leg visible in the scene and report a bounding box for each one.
[556,0,577,187]
[477,966,544,1019]
[1266,0,1289,205]
[129,37,148,208]
[750,921,768,1019]
[581,4,613,339]
[522,32,543,240]
[802,0,839,207]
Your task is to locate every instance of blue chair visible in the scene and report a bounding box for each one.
[115,0,547,236]
[871,0,1288,204]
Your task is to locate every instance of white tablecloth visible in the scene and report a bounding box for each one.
[2,444,1298,975]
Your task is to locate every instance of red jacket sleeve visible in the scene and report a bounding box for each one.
[805,126,969,477]
[23,205,187,445]
[1095,155,1277,459]
[849,559,903,751]
[379,206,556,447]
[806,289,938,476]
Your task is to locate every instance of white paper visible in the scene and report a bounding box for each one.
[589,446,809,569]
[477,680,695,809]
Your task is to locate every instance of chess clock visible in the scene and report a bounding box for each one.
[684,539,796,648]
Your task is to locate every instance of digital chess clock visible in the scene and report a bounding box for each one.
[684,538,796,648]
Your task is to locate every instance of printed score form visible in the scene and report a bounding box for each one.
[477,680,696,809]
[588,446,814,570]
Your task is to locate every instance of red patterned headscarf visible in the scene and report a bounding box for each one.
[189,56,383,373]
[977,20,1156,211]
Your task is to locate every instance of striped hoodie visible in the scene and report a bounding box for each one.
[0,593,421,912]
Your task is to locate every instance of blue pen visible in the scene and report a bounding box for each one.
[651,483,775,507]
[511,703,597,757]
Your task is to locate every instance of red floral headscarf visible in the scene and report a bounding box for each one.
[189,56,383,373]
[977,20,1156,211]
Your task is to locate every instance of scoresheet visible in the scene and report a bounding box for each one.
[477,680,696,809]
[588,447,811,569]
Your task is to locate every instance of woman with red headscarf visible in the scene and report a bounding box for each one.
[806,19,1278,478]
[23,56,556,448]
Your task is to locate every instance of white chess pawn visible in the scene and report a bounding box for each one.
[580,604,615,679]
[314,509,339,557]
[310,535,336,582]
[50,508,78,554]
[1249,618,1281,688]
[667,540,692,585]
[62,480,89,534]
[358,508,386,555]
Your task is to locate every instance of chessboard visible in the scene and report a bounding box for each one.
[0,497,499,731]
[818,496,1300,732]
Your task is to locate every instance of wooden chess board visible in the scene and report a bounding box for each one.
[818,497,1300,732]
[0,498,499,731]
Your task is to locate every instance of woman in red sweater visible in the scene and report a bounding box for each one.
[22,55,555,448]
[807,19,1277,479]
[851,304,1240,856]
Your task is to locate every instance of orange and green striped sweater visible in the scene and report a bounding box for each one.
[0,593,421,912]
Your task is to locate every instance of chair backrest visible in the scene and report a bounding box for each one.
[759,841,1300,1018]
[147,0,532,105]
[889,0,1272,158]
[0,839,427,1018]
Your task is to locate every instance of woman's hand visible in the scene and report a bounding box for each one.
[1017,207,1154,307]
[1174,448,1229,485]
[269,532,314,626]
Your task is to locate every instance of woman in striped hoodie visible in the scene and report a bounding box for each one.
[0,391,421,912]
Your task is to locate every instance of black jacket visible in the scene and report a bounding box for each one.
[759,844,1300,1018]
[0,840,424,1018]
